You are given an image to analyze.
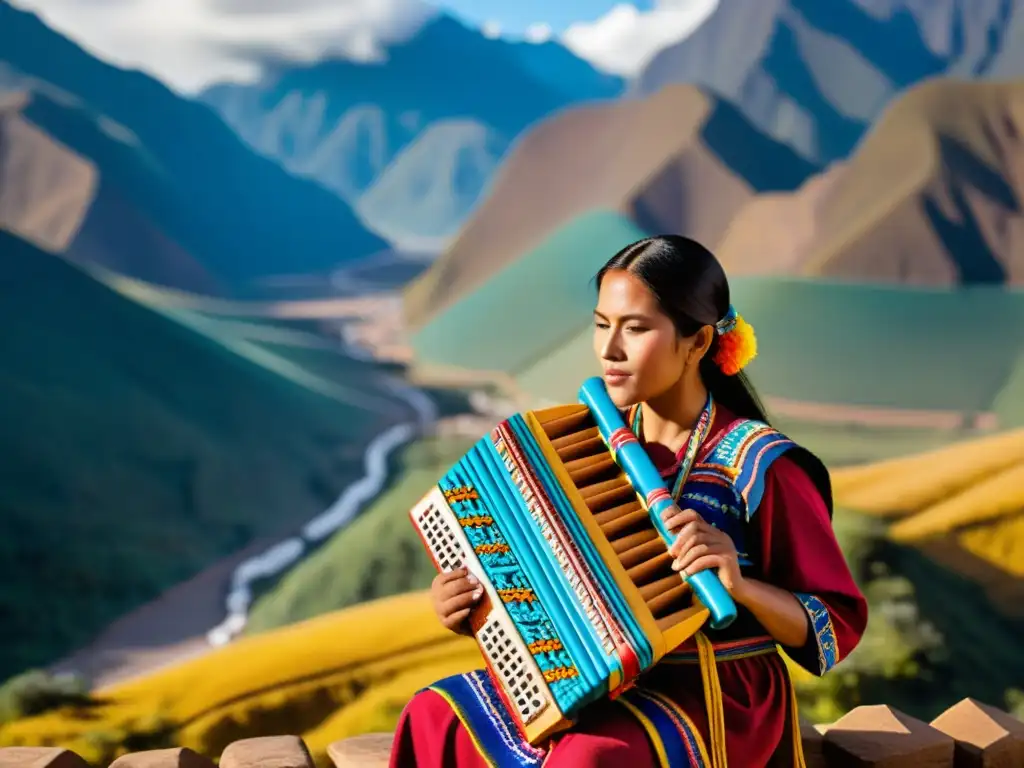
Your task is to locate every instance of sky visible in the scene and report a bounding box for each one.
[438,0,657,36]
[9,0,718,94]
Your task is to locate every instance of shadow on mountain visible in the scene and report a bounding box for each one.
[789,0,946,86]
[760,21,869,160]
[631,94,820,237]
[923,135,1016,284]
[700,95,819,191]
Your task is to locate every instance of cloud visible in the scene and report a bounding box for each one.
[480,20,502,40]
[9,0,437,94]
[562,0,719,77]
[523,22,553,44]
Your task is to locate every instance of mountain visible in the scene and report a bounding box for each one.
[1,89,218,294]
[0,1,386,292]
[402,83,817,330]
[200,13,624,247]
[355,119,506,251]
[0,229,411,682]
[407,200,1024,451]
[635,0,1024,164]
[717,79,1024,285]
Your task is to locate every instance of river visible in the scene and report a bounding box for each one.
[205,364,440,646]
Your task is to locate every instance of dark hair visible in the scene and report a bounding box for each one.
[594,234,771,425]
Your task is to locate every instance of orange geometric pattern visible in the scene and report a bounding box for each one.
[474,542,511,555]
[543,666,579,683]
[528,638,564,655]
[497,588,537,603]
[445,485,480,504]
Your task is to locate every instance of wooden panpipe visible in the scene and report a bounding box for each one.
[538,405,698,631]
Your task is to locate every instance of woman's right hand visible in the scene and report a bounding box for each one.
[431,567,483,636]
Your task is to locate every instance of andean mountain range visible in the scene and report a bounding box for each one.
[199,0,1024,263]
[401,0,1024,327]
[637,0,1024,161]
[201,13,624,250]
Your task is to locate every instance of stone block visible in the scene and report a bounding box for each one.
[931,698,1024,768]
[0,748,88,768]
[823,704,955,767]
[107,747,215,768]
[220,736,314,768]
[326,733,393,768]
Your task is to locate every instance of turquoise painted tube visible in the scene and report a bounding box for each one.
[578,376,737,630]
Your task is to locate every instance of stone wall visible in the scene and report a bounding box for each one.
[1,699,1022,767]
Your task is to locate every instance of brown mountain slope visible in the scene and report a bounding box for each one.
[713,163,846,275]
[0,90,217,293]
[0,91,93,250]
[718,79,1024,284]
[403,84,816,329]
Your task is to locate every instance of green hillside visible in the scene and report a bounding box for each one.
[244,433,475,634]
[0,232,410,681]
[517,323,998,468]
[409,210,647,374]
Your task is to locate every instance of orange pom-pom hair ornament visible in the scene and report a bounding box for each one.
[712,305,757,376]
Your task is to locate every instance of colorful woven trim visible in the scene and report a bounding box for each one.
[617,687,711,768]
[662,635,777,664]
[427,671,714,768]
[690,419,796,519]
[794,593,839,674]
[427,671,548,768]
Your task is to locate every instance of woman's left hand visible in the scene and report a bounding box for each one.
[662,507,746,598]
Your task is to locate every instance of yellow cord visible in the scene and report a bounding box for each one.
[695,633,808,767]
[784,663,807,768]
[696,632,729,768]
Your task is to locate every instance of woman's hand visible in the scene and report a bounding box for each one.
[430,567,482,636]
[662,506,746,598]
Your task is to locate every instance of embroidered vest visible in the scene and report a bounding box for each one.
[677,419,797,567]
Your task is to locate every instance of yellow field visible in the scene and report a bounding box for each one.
[831,427,1024,517]
[0,592,481,766]
[832,427,1024,580]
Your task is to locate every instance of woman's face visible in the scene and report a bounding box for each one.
[593,269,695,407]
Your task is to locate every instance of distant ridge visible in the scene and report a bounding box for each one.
[0,89,219,294]
[718,79,1024,285]
[403,83,816,330]
[636,0,1024,162]
[0,1,386,292]
[201,13,624,246]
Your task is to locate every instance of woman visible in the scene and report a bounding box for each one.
[390,235,869,768]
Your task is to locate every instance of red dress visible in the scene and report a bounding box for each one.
[390,406,868,768]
